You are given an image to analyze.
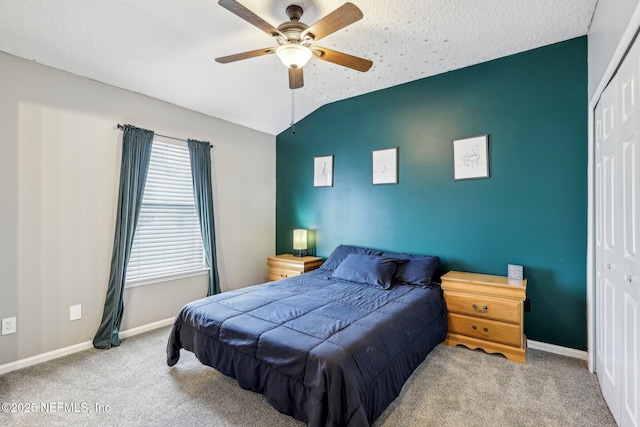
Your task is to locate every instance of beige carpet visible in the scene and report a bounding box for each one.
[0,326,615,426]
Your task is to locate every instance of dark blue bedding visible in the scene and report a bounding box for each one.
[167,268,447,426]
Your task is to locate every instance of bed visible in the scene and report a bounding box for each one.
[167,245,447,426]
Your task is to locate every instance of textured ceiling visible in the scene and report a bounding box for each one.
[0,0,597,135]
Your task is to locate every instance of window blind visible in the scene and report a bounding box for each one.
[126,140,206,282]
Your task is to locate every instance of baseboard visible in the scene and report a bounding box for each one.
[118,317,175,339]
[527,339,588,361]
[0,317,175,376]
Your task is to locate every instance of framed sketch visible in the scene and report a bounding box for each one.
[372,147,398,185]
[314,155,334,187]
[453,135,489,180]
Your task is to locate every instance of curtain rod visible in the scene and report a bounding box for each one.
[117,124,212,148]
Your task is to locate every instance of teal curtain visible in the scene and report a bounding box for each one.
[93,125,154,349]
[188,139,220,296]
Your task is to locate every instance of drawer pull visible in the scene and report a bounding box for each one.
[484,327,488,332]
[471,303,488,313]
[472,325,477,330]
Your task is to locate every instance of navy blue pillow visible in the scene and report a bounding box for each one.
[330,254,407,289]
[382,252,441,287]
[320,244,384,271]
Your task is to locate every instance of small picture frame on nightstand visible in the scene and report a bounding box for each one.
[508,264,524,280]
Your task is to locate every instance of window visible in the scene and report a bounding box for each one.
[126,140,207,285]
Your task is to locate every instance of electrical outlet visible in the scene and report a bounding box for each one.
[2,317,16,335]
[70,304,82,321]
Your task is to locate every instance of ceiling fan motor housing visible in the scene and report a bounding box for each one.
[286,5,304,22]
[278,5,312,44]
[277,21,309,43]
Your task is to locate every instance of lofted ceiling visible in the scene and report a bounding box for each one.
[0,0,597,135]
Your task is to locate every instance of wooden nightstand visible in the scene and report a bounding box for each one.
[441,271,527,364]
[267,254,323,281]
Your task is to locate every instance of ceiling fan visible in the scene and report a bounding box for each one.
[215,0,373,89]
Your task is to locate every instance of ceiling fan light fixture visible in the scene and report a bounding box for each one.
[276,43,312,69]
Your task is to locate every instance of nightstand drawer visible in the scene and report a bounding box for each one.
[268,268,301,281]
[267,255,323,282]
[448,313,522,347]
[445,291,521,324]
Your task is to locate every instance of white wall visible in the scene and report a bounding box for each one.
[588,0,640,99]
[0,51,276,366]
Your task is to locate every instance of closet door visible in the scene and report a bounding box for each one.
[595,35,640,427]
[617,40,639,427]
[595,69,622,424]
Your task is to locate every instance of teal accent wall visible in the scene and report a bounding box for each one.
[276,37,588,350]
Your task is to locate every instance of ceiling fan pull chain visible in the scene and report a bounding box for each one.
[291,89,296,135]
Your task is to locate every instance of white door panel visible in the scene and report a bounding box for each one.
[617,42,640,427]
[596,33,640,427]
[596,72,621,424]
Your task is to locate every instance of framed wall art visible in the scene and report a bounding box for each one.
[453,135,489,180]
[313,155,334,187]
[372,147,398,185]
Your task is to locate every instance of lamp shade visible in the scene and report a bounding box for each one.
[293,229,308,257]
[293,229,307,250]
[276,44,312,69]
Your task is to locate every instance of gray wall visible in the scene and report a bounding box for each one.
[588,0,640,99]
[0,52,276,366]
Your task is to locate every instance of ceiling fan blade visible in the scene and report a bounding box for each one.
[301,3,363,42]
[215,48,276,64]
[218,0,283,38]
[312,47,372,72]
[289,67,304,89]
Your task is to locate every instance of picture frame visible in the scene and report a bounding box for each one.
[313,155,334,187]
[453,135,490,180]
[372,147,398,185]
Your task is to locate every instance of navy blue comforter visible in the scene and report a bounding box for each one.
[167,269,447,426]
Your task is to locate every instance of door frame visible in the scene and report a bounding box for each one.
[587,4,640,372]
